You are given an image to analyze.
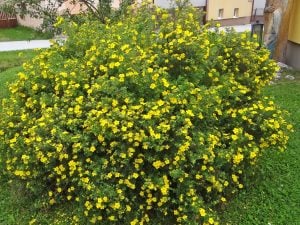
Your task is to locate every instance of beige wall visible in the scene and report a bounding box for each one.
[17,0,88,29]
[286,41,300,70]
[207,0,253,20]
[58,0,88,14]
[17,15,43,29]
[286,0,300,69]
[111,0,121,9]
[288,0,300,44]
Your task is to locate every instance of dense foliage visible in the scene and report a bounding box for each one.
[0,3,292,224]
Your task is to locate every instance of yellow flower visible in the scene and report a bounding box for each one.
[112,202,121,209]
[232,174,238,183]
[89,146,96,153]
[208,217,215,224]
[233,153,244,164]
[126,205,132,211]
[130,219,139,225]
[152,160,164,169]
[150,83,156,89]
[250,150,257,159]
[199,208,206,217]
[29,218,36,225]
[231,134,238,141]
[108,216,115,221]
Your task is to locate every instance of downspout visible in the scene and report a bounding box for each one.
[250,0,255,22]
[205,0,208,24]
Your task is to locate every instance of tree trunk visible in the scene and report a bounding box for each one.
[264,0,294,62]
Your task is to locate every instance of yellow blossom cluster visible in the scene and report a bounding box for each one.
[0,2,292,225]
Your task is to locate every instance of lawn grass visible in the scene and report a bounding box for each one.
[0,62,299,224]
[0,177,77,225]
[0,26,51,41]
[220,74,300,224]
[0,50,39,99]
[0,50,37,73]
[0,66,20,99]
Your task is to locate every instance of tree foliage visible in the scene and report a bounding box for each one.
[0,0,132,33]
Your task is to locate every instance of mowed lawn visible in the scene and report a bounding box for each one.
[221,76,300,225]
[0,49,299,224]
[0,50,38,99]
[0,26,51,41]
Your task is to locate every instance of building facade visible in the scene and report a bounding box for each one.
[15,0,266,29]
[155,0,206,8]
[16,0,87,29]
[153,0,265,26]
[206,0,253,26]
[286,0,300,69]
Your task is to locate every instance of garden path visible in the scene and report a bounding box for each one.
[0,40,51,52]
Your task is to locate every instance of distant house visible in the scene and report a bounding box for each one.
[16,0,267,29]
[17,0,87,29]
[206,0,253,26]
[152,0,266,26]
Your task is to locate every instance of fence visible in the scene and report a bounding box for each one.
[0,11,17,28]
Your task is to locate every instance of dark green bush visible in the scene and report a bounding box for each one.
[0,3,292,225]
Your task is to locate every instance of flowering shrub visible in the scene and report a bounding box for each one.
[0,3,292,225]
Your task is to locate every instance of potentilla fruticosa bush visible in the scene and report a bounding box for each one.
[0,2,293,225]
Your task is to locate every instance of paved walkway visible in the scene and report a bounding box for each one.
[0,40,51,52]
[219,24,252,32]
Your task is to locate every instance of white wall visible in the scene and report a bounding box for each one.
[190,0,206,7]
[155,0,175,8]
[155,0,206,8]
[17,15,43,29]
[254,0,266,9]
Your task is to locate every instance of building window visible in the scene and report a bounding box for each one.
[234,8,239,18]
[218,9,224,19]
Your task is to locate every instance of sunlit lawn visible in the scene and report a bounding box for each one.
[0,26,51,42]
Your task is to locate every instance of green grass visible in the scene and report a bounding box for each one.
[220,75,300,224]
[0,26,51,41]
[0,66,20,99]
[0,60,299,224]
[0,50,37,73]
[0,177,78,225]
[0,50,39,99]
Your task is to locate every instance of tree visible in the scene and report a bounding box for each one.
[264,0,295,62]
[0,0,131,33]
[0,0,66,33]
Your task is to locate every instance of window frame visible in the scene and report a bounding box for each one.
[218,8,224,19]
[233,8,239,18]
